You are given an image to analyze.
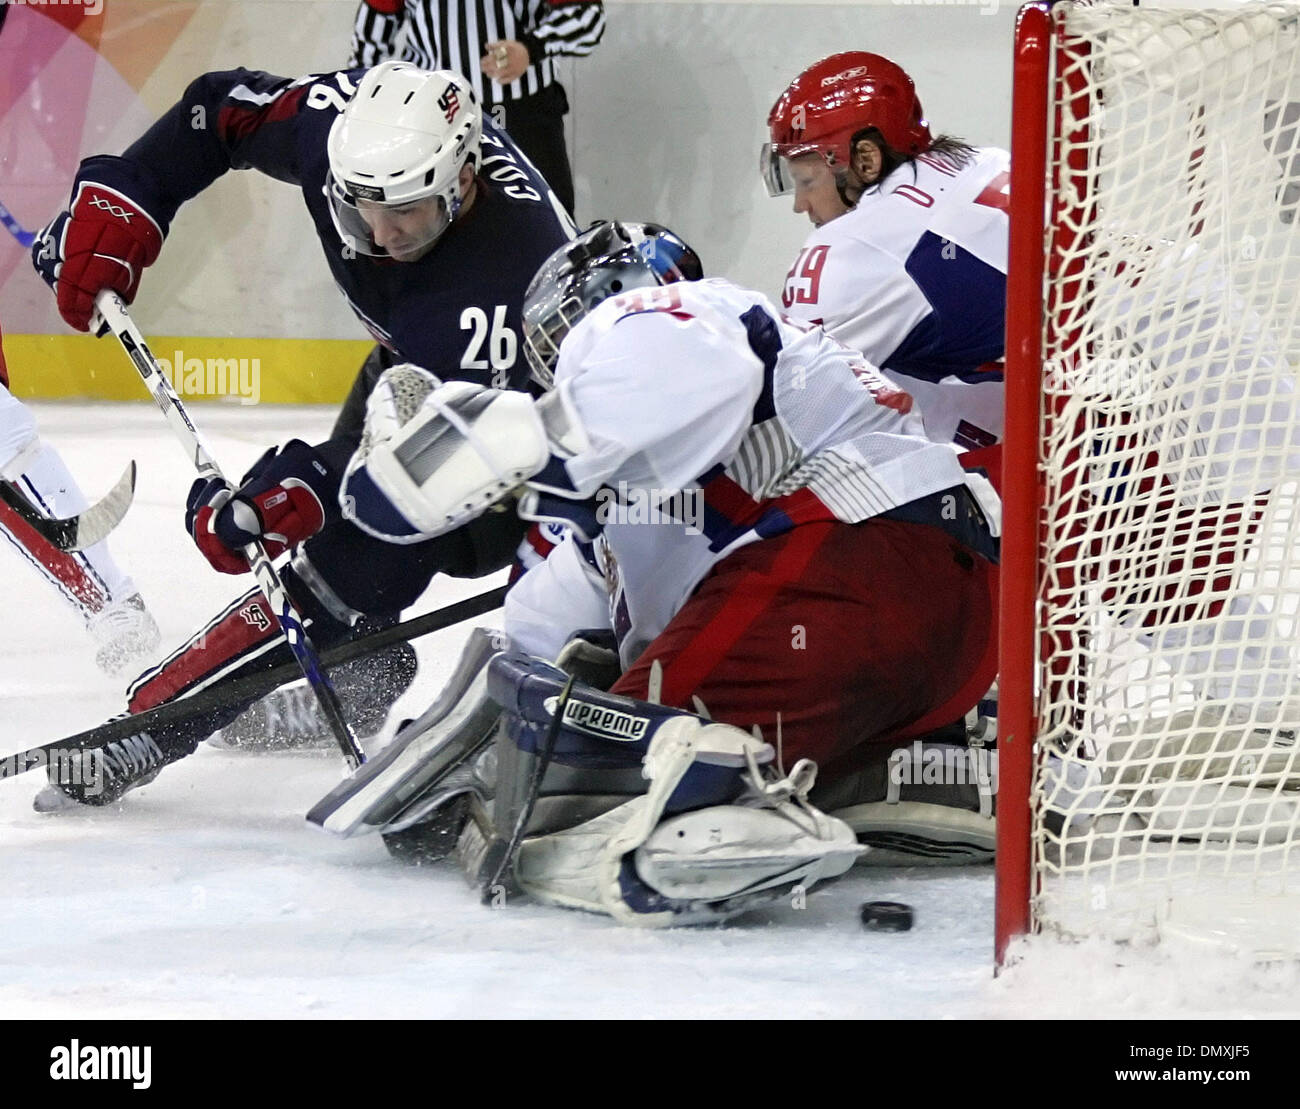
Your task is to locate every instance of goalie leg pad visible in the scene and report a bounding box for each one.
[305,625,504,838]
[479,653,860,923]
[812,740,997,866]
[486,651,760,844]
[511,715,862,926]
[310,629,636,857]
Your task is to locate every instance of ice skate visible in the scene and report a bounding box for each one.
[88,593,161,678]
[208,641,417,752]
[33,732,168,810]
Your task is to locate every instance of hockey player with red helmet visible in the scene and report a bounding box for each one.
[763,52,1008,480]
[761,54,1300,845]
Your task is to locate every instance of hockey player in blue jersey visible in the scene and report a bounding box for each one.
[31,61,574,806]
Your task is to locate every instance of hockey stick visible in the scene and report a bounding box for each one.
[0,582,508,782]
[0,198,35,249]
[92,290,365,769]
[0,462,136,551]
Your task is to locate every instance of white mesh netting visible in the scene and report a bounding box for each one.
[1031,1,1300,954]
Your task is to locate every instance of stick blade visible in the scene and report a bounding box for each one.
[72,461,138,549]
[0,462,137,551]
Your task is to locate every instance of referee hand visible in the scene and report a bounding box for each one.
[481,39,528,84]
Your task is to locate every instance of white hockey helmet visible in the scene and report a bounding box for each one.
[326,62,482,258]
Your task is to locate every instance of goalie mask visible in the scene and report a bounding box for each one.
[521,220,703,388]
[761,52,932,197]
[326,62,482,260]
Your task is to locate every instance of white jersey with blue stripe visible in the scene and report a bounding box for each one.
[505,277,978,664]
[780,147,1010,452]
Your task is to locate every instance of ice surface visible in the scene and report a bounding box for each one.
[2,404,1296,1019]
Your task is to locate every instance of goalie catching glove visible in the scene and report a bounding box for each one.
[341,364,551,543]
[185,439,337,574]
[32,157,167,333]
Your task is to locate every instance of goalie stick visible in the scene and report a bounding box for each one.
[477,672,575,902]
[0,462,136,551]
[0,582,508,783]
[92,290,365,769]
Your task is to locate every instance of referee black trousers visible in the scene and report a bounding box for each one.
[491,82,575,217]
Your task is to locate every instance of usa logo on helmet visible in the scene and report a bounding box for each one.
[438,87,461,123]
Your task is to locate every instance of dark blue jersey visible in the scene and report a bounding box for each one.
[108,67,574,390]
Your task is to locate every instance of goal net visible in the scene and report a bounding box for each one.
[999,0,1300,958]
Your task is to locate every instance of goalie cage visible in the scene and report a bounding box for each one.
[997,0,1300,962]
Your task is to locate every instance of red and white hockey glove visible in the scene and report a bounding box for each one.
[32,160,165,333]
[185,441,338,575]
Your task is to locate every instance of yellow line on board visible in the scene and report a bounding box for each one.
[5,334,373,405]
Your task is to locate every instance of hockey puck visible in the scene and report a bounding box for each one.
[860,901,914,931]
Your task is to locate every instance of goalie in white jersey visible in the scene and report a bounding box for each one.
[763,52,1008,481]
[315,222,1000,924]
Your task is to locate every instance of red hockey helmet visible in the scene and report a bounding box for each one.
[762,52,932,196]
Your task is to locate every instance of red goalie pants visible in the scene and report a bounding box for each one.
[610,517,998,780]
